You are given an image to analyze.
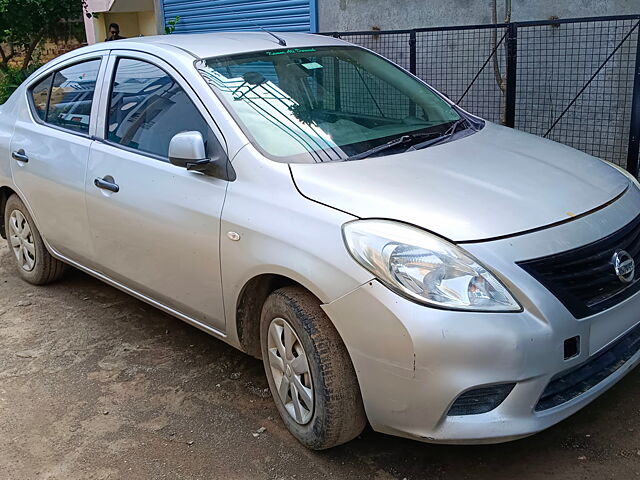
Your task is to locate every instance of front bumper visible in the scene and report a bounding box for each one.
[324,280,640,444]
[322,185,640,444]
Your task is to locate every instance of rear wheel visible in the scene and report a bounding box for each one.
[260,286,366,450]
[4,195,66,285]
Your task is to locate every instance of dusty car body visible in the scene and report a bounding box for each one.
[0,32,639,449]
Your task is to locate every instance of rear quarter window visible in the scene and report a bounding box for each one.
[29,74,53,121]
[46,60,101,134]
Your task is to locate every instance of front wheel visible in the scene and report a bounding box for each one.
[4,195,66,285]
[260,286,366,450]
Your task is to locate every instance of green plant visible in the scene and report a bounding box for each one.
[0,63,41,104]
[0,67,26,104]
[165,16,181,35]
[0,0,83,71]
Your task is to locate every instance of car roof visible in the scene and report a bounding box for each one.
[84,32,349,59]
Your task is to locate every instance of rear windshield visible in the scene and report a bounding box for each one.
[197,46,461,163]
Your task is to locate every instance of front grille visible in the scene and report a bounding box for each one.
[518,213,640,319]
[536,321,640,411]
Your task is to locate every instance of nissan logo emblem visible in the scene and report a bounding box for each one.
[612,250,635,284]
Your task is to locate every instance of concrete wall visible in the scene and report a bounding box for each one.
[104,13,138,39]
[0,39,84,68]
[137,11,158,36]
[89,16,108,43]
[318,0,640,32]
[85,11,158,44]
[104,12,158,38]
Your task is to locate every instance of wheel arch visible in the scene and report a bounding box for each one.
[234,271,344,359]
[0,185,18,239]
[235,273,300,358]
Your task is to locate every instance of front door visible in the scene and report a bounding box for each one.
[85,55,228,331]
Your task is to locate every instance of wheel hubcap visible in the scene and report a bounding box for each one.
[8,210,36,272]
[267,317,314,424]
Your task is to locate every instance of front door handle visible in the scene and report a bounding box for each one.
[12,149,29,163]
[94,176,119,193]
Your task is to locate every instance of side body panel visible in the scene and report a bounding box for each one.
[7,55,110,263]
[85,141,229,330]
[219,144,374,347]
[84,50,232,331]
[0,96,18,191]
[10,121,94,261]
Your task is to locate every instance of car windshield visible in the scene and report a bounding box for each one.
[196,46,462,163]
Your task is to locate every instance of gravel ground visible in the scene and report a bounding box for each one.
[1,239,640,480]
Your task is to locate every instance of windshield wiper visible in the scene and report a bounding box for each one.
[406,118,470,152]
[345,132,442,161]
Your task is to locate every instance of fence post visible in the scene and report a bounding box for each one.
[627,29,640,178]
[504,23,518,128]
[409,30,417,75]
[409,30,417,116]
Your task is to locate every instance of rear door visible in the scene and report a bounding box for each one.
[85,52,228,331]
[10,56,107,263]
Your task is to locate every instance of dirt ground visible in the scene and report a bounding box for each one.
[1,240,640,480]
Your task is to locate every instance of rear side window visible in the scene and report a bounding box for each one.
[46,60,101,134]
[107,58,211,159]
[30,74,53,121]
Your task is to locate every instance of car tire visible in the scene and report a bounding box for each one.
[260,286,367,450]
[4,194,66,285]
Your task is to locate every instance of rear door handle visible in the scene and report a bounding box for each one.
[12,149,29,163]
[94,176,119,193]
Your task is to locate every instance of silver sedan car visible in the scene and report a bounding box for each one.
[1,32,639,450]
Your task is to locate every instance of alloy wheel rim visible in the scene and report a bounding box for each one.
[267,317,314,424]
[8,210,36,272]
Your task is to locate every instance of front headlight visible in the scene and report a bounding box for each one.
[342,220,521,312]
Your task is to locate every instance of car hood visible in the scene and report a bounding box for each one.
[289,122,629,242]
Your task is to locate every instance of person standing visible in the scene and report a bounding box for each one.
[105,23,126,41]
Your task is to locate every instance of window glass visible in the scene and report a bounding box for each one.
[198,46,461,163]
[30,74,53,121]
[107,58,211,159]
[325,57,415,120]
[46,60,101,134]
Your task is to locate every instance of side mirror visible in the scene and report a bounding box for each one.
[169,131,236,181]
[169,131,207,169]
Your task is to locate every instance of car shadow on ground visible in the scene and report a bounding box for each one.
[2,252,638,480]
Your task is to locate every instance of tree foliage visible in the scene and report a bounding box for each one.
[0,0,84,70]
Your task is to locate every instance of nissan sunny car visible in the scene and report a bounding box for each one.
[1,32,639,450]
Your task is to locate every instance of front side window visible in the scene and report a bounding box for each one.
[46,60,101,134]
[197,46,464,163]
[107,58,211,159]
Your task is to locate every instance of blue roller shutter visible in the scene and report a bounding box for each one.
[162,0,318,34]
